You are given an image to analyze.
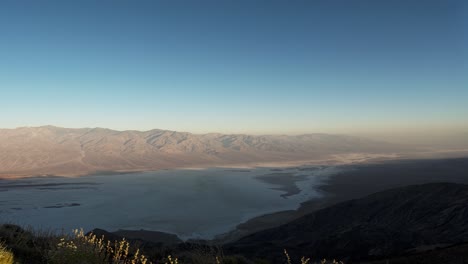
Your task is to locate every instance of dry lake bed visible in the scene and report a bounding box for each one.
[0,166,342,239]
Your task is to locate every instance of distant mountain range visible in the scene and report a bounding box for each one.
[0,126,403,177]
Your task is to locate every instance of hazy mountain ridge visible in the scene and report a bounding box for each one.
[0,126,401,177]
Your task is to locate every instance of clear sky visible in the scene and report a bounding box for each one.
[0,0,467,136]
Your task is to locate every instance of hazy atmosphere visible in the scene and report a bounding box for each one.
[1,0,467,140]
[1,1,468,264]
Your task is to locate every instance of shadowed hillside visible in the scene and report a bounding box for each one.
[226,183,468,263]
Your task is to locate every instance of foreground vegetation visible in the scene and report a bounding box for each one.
[0,224,343,264]
[0,241,15,264]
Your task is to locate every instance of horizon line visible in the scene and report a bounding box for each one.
[1,124,347,137]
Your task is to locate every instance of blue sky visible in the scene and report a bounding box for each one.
[0,0,466,135]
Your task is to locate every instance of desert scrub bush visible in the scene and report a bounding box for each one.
[177,243,248,264]
[48,228,151,264]
[190,254,248,264]
[164,255,178,264]
[0,242,14,264]
[0,224,51,264]
[1,224,345,264]
[284,250,343,264]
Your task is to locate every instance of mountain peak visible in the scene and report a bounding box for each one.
[0,126,404,178]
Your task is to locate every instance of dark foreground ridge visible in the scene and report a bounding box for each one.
[218,157,468,243]
[225,182,468,263]
[2,182,468,263]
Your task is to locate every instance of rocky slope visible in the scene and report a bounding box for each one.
[0,126,400,177]
[226,182,468,263]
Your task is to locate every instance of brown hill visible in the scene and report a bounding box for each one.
[0,126,401,177]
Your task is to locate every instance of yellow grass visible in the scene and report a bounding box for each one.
[49,228,152,264]
[4,226,342,264]
[0,243,14,264]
